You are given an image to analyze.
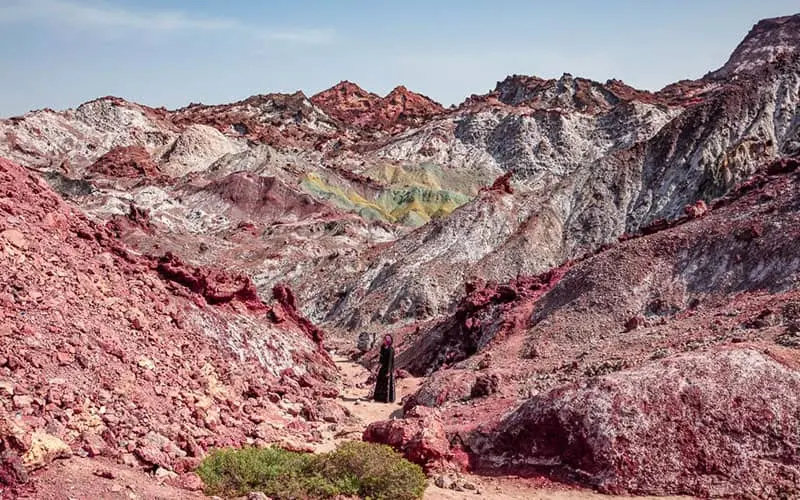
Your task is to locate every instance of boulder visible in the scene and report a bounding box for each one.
[22,432,71,470]
[306,399,349,423]
[363,406,450,470]
[404,369,477,411]
[0,414,71,486]
[166,472,206,492]
[489,348,800,497]
[470,373,500,398]
[357,331,376,353]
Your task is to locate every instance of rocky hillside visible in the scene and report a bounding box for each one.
[365,156,800,497]
[0,157,353,495]
[311,18,800,333]
[1,11,800,499]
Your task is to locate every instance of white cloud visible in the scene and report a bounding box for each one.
[0,0,334,44]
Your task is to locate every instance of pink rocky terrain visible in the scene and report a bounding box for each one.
[364,157,800,497]
[0,157,345,497]
[0,11,799,499]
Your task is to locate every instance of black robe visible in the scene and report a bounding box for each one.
[373,345,395,403]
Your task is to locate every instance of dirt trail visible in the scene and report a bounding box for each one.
[313,353,423,453]
[325,353,691,500]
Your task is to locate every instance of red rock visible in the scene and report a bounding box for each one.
[481,172,514,195]
[87,145,160,178]
[302,399,349,423]
[12,396,33,410]
[173,456,202,474]
[80,433,108,458]
[134,444,171,469]
[402,266,569,375]
[487,348,800,497]
[54,352,73,365]
[156,252,267,312]
[363,410,451,470]
[166,472,204,491]
[310,81,444,134]
[0,229,27,250]
[683,199,708,218]
[404,370,477,411]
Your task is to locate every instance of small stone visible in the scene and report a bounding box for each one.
[137,357,155,370]
[13,394,33,409]
[1,229,28,250]
[167,472,204,491]
[434,474,454,489]
[93,468,116,479]
[81,432,107,457]
[462,481,477,490]
[0,379,14,396]
[134,444,170,468]
[56,352,74,365]
[154,466,178,480]
[111,484,123,493]
[121,453,139,468]
[173,456,202,474]
[247,492,270,500]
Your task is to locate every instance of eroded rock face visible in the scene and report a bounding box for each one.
[484,348,800,497]
[156,251,267,311]
[313,16,800,333]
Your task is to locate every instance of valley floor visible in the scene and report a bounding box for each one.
[20,352,692,500]
[324,355,691,500]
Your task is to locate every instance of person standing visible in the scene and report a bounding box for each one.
[373,334,396,403]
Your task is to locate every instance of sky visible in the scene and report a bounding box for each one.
[0,0,798,117]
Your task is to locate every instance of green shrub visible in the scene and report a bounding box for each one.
[321,441,427,500]
[196,441,427,500]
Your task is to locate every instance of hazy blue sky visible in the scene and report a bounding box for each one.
[0,0,797,116]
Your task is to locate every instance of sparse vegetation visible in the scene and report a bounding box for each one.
[196,441,427,500]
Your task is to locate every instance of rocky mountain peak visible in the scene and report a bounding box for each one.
[311,81,444,132]
[709,13,800,77]
[489,73,660,112]
[322,80,378,99]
